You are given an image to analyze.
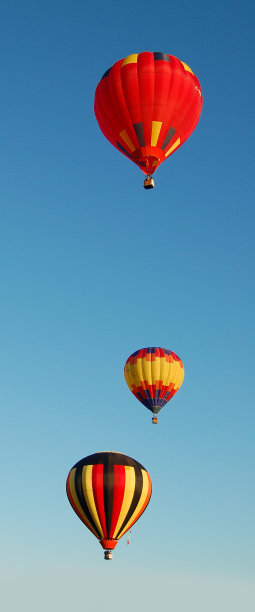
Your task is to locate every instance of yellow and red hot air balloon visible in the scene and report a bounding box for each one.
[124,347,184,424]
[94,51,202,189]
[66,451,152,560]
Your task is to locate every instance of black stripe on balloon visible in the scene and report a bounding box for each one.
[102,67,111,79]
[138,395,154,410]
[103,453,115,539]
[115,465,143,539]
[134,123,145,147]
[153,52,170,62]
[162,126,176,150]
[116,142,133,159]
[74,467,101,539]
[136,392,155,411]
[73,452,146,472]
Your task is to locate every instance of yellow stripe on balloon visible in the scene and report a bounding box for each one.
[133,356,146,387]
[172,361,179,389]
[117,470,150,539]
[165,137,180,157]
[151,355,161,384]
[124,364,132,388]
[122,54,138,66]
[69,469,99,538]
[165,360,175,387]
[126,364,139,391]
[160,356,169,384]
[141,356,153,385]
[125,361,141,390]
[166,360,178,388]
[112,466,136,538]
[175,362,185,389]
[151,121,162,146]
[119,129,135,152]
[82,465,104,538]
[181,61,194,74]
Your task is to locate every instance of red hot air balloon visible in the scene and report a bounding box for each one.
[94,52,202,189]
[66,451,152,560]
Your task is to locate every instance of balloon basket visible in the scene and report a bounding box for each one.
[152,415,158,424]
[104,550,113,560]
[144,176,155,189]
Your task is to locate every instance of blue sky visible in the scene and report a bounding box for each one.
[1,1,255,610]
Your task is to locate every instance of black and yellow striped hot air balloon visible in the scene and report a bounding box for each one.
[66,451,152,560]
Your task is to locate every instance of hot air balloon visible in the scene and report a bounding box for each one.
[66,451,152,560]
[94,52,202,189]
[124,347,184,424]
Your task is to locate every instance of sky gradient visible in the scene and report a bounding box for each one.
[1,1,254,610]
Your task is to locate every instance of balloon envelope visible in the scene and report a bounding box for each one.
[66,451,152,558]
[94,52,202,180]
[124,347,184,421]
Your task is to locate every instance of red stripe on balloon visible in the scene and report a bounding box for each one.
[92,464,107,538]
[137,52,155,144]
[153,58,172,123]
[109,465,126,538]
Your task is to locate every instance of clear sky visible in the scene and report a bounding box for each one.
[1,1,254,611]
